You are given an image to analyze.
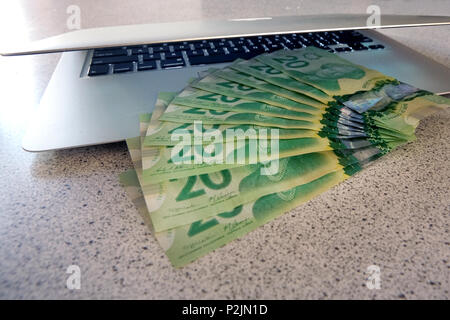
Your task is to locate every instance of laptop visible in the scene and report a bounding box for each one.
[1,14,449,152]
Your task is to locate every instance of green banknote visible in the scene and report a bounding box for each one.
[134,117,339,232]
[121,165,361,267]
[140,136,334,184]
[134,113,387,231]
[145,92,177,137]
[143,120,372,147]
[364,90,450,133]
[188,72,368,134]
[159,103,324,130]
[133,141,363,232]
[229,58,332,104]
[191,73,327,112]
[159,102,376,138]
[141,103,396,184]
[333,82,450,142]
[123,121,386,266]
[140,84,413,185]
[171,86,377,139]
[173,86,321,120]
[211,67,328,109]
[130,116,336,231]
[144,92,368,147]
[146,148,383,232]
[256,47,395,97]
[141,122,386,185]
[227,58,368,124]
[142,93,175,171]
[144,121,320,146]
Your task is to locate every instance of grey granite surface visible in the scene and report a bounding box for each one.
[0,0,449,299]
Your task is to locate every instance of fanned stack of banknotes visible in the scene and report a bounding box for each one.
[119,47,449,268]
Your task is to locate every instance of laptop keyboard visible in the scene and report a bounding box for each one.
[88,30,384,76]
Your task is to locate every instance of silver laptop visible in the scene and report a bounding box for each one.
[1,14,450,152]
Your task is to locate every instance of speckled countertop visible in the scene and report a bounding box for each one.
[0,0,449,299]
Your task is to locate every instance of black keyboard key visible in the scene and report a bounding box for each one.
[130,46,148,55]
[335,47,352,52]
[143,53,161,61]
[350,44,368,51]
[282,42,296,49]
[88,64,109,76]
[186,50,204,57]
[292,41,306,49]
[329,31,342,40]
[113,62,134,73]
[212,40,228,48]
[228,46,246,54]
[249,36,265,44]
[151,45,170,53]
[234,38,251,46]
[165,52,183,59]
[266,44,282,52]
[92,55,138,65]
[339,32,363,43]
[247,45,266,54]
[138,60,157,71]
[351,31,364,38]
[259,36,273,44]
[312,40,330,49]
[369,44,385,49]
[341,38,365,45]
[189,54,239,65]
[172,43,190,51]
[267,35,283,44]
[317,37,333,46]
[299,35,313,46]
[208,48,227,56]
[328,37,339,45]
[193,41,211,50]
[330,30,366,44]
[283,34,297,42]
[93,49,128,58]
[161,58,185,68]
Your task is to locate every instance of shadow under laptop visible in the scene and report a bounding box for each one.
[30,141,133,179]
